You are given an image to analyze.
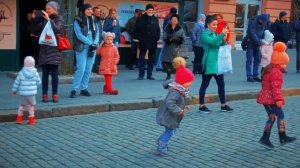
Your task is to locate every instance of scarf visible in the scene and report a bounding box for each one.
[168,81,189,97]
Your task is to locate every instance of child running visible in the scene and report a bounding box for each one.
[156,57,195,156]
[257,42,296,148]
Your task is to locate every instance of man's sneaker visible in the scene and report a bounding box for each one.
[70,90,76,98]
[253,78,262,82]
[199,106,211,113]
[221,105,233,112]
[80,90,91,96]
[247,77,254,82]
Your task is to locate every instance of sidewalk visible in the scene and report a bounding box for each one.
[1,49,300,122]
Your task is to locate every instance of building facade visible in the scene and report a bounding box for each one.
[0,0,294,71]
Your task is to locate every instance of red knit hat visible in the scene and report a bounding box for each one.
[271,42,289,65]
[175,65,195,85]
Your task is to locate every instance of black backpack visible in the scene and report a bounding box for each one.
[241,35,249,51]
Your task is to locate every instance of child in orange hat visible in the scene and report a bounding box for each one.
[156,57,195,156]
[257,42,296,148]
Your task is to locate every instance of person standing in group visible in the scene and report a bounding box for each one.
[161,14,184,80]
[156,7,177,71]
[134,3,160,80]
[294,17,300,73]
[103,8,121,47]
[246,13,269,82]
[32,1,64,103]
[156,57,194,157]
[198,15,233,113]
[12,56,41,125]
[271,11,292,73]
[257,42,296,148]
[92,6,104,73]
[260,30,274,73]
[190,13,206,74]
[70,3,99,98]
[125,9,141,70]
[96,32,120,95]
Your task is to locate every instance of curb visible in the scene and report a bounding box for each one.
[1,88,300,122]
[6,71,104,84]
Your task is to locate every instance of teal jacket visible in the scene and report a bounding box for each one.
[201,29,225,74]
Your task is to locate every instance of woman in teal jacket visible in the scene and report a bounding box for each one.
[198,15,233,113]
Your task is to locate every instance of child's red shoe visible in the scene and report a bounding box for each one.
[42,94,48,103]
[16,115,23,124]
[52,94,59,103]
[108,89,118,95]
[28,117,36,125]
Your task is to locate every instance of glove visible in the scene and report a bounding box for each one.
[276,101,284,107]
[89,44,97,51]
[12,92,17,96]
[262,39,268,45]
[184,106,190,112]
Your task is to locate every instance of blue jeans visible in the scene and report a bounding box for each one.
[42,64,59,95]
[199,74,225,104]
[159,127,174,144]
[72,48,96,91]
[246,45,261,79]
[156,43,165,69]
[263,105,285,133]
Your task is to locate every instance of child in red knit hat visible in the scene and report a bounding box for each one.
[156,57,195,156]
[257,42,296,148]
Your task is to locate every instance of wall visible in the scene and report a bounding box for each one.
[262,0,292,22]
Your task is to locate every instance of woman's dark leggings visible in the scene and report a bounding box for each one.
[42,64,59,95]
[263,105,285,133]
[199,74,225,104]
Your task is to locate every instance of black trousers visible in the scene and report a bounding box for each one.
[138,48,155,78]
[42,64,59,95]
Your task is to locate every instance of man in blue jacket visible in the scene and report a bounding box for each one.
[246,14,269,82]
[294,17,300,73]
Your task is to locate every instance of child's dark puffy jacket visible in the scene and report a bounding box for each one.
[257,65,285,105]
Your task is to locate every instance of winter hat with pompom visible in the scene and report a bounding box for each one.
[263,30,274,44]
[24,56,35,67]
[271,42,289,65]
[175,65,195,85]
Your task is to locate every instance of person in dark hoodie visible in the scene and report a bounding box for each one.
[32,1,64,103]
[294,17,300,73]
[246,13,269,82]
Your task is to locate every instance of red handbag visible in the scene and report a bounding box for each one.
[57,29,71,51]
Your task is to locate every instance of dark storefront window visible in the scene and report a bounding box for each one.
[182,0,197,36]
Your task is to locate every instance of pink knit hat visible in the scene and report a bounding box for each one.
[24,56,35,67]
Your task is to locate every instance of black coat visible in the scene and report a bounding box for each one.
[270,19,292,43]
[34,14,64,65]
[134,13,160,50]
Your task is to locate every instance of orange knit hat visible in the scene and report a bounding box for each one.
[175,65,195,85]
[271,42,289,65]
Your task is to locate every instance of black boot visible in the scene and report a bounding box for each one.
[259,131,274,148]
[279,132,296,145]
[166,73,171,80]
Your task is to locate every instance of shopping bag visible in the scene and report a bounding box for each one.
[217,45,232,75]
[39,20,57,46]
[57,29,71,51]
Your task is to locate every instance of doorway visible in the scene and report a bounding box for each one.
[19,0,47,67]
[235,0,261,45]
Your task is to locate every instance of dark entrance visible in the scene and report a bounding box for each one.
[19,0,47,67]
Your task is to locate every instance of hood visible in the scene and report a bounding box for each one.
[163,79,173,89]
[21,67,37,79]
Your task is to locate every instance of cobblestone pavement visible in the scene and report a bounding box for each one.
[1,96,300,168]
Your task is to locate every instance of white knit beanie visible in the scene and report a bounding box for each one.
[263,30,274,44]
[24,56,35,67]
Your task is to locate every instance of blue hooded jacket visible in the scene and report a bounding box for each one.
[247,15,267,46]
